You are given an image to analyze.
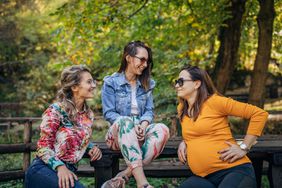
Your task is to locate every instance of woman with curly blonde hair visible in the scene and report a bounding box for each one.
[25,65,102,188]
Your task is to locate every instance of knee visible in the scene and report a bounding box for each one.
[142,158,151,166]
[219,172,257,188]
[154,123,170,140]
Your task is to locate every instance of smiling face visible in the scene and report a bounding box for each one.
[72,71,96,100]
[126,47,149,76]
[175,70,200,99]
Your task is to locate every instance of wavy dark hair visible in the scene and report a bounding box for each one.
[56,65,92,122]
[118,41,153,90]
[178,65,218,121]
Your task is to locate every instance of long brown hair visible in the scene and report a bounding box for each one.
[56,65,93,122]
[118,41,153,90]
[178,65,218,121]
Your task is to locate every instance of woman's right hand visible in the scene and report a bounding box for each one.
[135,125,145,141]
[178,140,187,164]
[57,165,78,188]
[88,146,102,161]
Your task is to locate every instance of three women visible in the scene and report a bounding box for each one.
[26,42,268,188]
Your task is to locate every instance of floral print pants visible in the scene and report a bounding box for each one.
[105,116,170,170]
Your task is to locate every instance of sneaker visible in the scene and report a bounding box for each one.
[139,184,154,188]
[101,177,125,188]
[144,184,154,188]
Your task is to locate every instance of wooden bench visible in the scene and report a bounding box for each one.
[1,117,282,188]
[90,135,282,188]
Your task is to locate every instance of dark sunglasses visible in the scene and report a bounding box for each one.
[174,78,193,87]
[134,55,148,64]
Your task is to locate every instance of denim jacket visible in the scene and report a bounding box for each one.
[102,72,155,125]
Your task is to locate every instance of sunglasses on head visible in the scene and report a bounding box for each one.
[174,78,193,87]
[133,55,148,64]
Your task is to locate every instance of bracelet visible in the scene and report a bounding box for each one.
[240,143,250,153]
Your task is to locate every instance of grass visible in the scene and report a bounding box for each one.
[127,177,186,188]
[0,180,24,188]
[0,176,271,188]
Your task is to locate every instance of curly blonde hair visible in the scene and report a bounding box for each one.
[57,65,93,122]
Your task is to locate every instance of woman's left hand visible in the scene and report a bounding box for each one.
[218,141,247,163]
[88,146,102,161]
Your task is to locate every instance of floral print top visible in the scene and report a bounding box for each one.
[37,103,95,171]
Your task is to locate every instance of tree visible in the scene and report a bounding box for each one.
[0,0,65,115]
[212,0,247,94]
[1,0,281,117]
[248,0,275,107]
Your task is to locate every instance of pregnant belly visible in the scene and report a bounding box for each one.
[187,138,235,176]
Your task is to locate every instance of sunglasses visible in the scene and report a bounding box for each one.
[134,55,148,64]
[174,78,193,87]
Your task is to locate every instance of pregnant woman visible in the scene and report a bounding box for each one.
[176,65,268,188]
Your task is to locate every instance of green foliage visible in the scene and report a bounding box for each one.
[0,0,66,116]
[0,0,281,115]
[272,0,282,75]
[127,177,185,187]
[0,154,22,171]
[77,177,95,187]
[0,180,24,188]
[52,0,230,70]
[239,0,282,75]
[48,0,233,114]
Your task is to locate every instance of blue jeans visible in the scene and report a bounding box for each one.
[25,157,85,188]
[179,163,257,188]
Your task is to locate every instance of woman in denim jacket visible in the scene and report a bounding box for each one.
[101,41,170,188]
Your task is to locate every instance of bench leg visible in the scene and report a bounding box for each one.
[95,165,113,188]
[268,153,282,188]
[112,157,120,177]
[91,155,120,188]
[268,164,282,188]
[252,158,263,188]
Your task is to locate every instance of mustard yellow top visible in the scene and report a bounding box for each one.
[179,94,268,177]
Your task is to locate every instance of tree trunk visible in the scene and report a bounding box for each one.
[248,0,275,108]
[212,0,246,94]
